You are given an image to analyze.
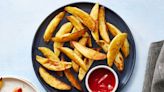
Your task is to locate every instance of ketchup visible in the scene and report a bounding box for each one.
[88,68,116,92]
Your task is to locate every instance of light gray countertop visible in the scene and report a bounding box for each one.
[1,0,164,92]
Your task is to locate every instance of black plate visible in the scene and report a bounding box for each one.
[32,2,136,92]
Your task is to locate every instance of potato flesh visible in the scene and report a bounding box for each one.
[65,6,95,31]
[64,69,82,91]
[78,58,94,81]
[90,3,99,41]
[36,55,72,71]
[58,47,87,71]
[107,33,127,67]
[107,22,130,57]
[53,22,73,56]
[39,67,71,90]
[72,37,88,72]
[72,41,106,60]
[43,11,65,42]
[99,7,110,43]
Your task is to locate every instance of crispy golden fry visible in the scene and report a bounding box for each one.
[78,58,94,81]
[43,11,65,42]
[58,47,87,71]
[39,67,71,90]
[64,69,82,91]
[65,6,95,31]
[99,7,110,43]
[96,40,124,71]
[52,29,86,42]
[107,33,127,67]
[67,16,84,31]
[106,22,121,36]
[53,22,73,56]
[53,42,63,57]
[59,56,82,91]
[114,52,124,71]
[38,47,63,76]
[72,37,88,72]
[36,55,72,71]
[55,22,73,37]
[72,41,106,60]
[38,47,60,61]
[90,3,99,41]
[0,77,3,89]
[106,22,130,57]
[96,40,110,53]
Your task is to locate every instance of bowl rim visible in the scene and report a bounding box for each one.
[85,65,119,92]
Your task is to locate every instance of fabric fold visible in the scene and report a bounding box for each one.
[142,40,164,92]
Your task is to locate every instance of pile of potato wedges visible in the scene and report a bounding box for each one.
[35,3,130,91]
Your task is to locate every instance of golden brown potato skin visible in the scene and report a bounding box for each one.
[64,69,82,91]
[90,3,99,41]
[36,55,72,71]
[107,22,130,57]
[53,22,73,57]
[107,33,127,67]
[99,7,110,43]
[78,58,94,81]
[72,37,88,73]
[39,67,71,90]
[65,6,95,32]
[43,11,65,42]
[51,29,86,42]
[58,47,87,71]
[72,41,106,60]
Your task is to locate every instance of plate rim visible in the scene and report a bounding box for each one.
[31,1,136,92]
[1,76,38,92]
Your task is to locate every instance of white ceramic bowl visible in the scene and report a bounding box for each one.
[85,65,119,92]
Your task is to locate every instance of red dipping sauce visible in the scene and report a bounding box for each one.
[88,68,116,92]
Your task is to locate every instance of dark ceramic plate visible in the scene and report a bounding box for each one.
[32,2,136,92]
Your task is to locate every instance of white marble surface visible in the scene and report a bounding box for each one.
[0,0,164,92]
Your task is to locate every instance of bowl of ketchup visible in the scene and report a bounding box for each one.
[85,65,119,92]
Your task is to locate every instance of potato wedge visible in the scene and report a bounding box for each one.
[64,69,82,91]
[52,29,86,42]
[99,7,110,43]
[0,77,3,89]
[53,22,73,56]
[39,67,71,90]
[67,16,84,31]
[65,6,95,31]
[106,22,121,36]
[114,52,124,71]
[43,11,65,42]
[96,40,110,53]
[78,58,94,81]
[72,37,88,72]
[90,3,99,41]
[107,33,127,67]
[72,41,106,60]
[38,47,63,76]
[59,56,82,91]
[58,47,87,71]
[53,42,63,57]
[96,40,124,71]
[38,47,60,61]
[36,55,72,71]
[106,22,130,57]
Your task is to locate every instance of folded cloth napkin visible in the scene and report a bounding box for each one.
[142,40,164,92]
